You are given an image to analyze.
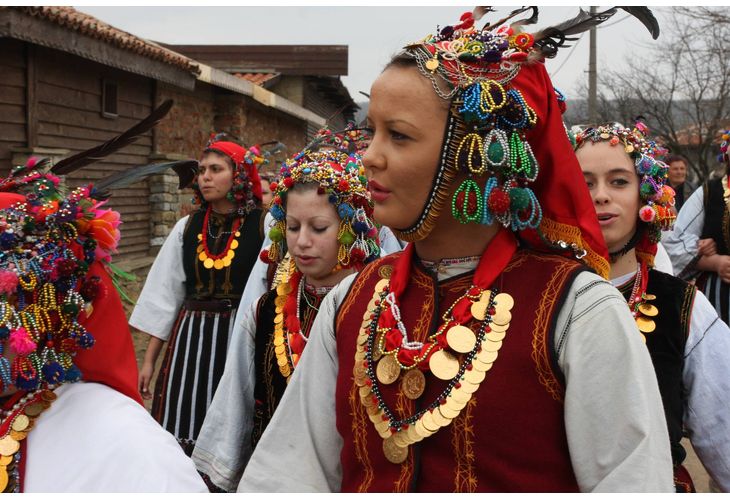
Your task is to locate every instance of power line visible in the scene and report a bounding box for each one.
[548,33,585,79]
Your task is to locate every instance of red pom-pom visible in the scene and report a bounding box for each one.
[350,247,366,262]
[488,189,511,214]
[259,249,271,263]
[269,182,278,191]
[283,177,294,189]
[338,180,350,192]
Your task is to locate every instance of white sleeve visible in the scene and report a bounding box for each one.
[683,290,730,491]
[237,274,356,493]
[235,211,275,324]
[378,226,404,256]
[555,272,674,492]
[653,243,674,276]
[192,300,259,491]
[663,186,705,277]
[129,216,188,341]
[25,383,208,493]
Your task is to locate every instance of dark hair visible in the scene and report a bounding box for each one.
[202,148,235,170]
[383,52,417,71]
[664,154,687,165]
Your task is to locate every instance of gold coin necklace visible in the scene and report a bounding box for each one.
[196,207,242,270]
[0,388,57,492]
[624,262,658,342]
[352,232,518,464]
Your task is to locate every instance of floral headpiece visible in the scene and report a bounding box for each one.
[0,157,122,393]
[576,122,675,265]
[260,149,379,270]
[192,134,268,216]
[719,129,730,164]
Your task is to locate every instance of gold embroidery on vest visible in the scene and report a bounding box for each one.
[350,382,374,492]
[531,255,578,401]
[451,396,478,492]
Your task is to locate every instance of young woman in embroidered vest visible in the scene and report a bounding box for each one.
[664,130,730,325]
[0,155,206,492]
[130,135,265,455]
[192,142,381,491]
[237,9,674,493]
[576,122,730,492]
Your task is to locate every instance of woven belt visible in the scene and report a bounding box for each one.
[183,298,234,312]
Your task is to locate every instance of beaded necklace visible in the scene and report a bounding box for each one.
[272,268,330,383]
[354,229,517,464]
[196,207,242,270]
[0,387,56,492]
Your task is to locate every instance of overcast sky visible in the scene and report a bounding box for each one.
[78,5,673,103]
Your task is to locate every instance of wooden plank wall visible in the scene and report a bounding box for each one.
[34,45,154,260]
[0,38,28,174]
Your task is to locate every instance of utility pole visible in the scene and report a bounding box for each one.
[588,5,598,124]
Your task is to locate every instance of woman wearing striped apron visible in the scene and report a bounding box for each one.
[130,136,265,455]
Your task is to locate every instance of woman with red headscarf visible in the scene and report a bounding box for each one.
[130,135,265,455]
[237,9,673,493]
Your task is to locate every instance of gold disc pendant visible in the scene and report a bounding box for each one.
[636,316,656,333]
[446,325,477,353]
[231,240,239,250]
[203,258,215,269]
[429,350,460,380]
[400,368,426,399]
[383,436,408,464]
[198,252,207,262]
[376,355,401,385]
[213,259,224,270]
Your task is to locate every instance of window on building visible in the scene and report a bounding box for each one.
[102,80,118,118]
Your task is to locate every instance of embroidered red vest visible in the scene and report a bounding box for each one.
[335,250,585,492]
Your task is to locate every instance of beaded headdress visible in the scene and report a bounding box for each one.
[719,129,730,164]
[0,157,122,393]
[261,147,380,271]
[192,133,268,216]
[576,122,676,265]
[384,7,661,278]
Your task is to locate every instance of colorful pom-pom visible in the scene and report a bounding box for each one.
[509,187,530,211]
[488,189,511,215]
[0,270,18,295]
[9,327,36,356]
[269,226,284,243]
[338,231,355,246]
[639,205,656,223]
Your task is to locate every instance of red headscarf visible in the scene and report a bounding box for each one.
[208,140,263,202]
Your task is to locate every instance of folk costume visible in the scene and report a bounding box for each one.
[129,137,265,454]
[0,149,205,492]
[239,8,673,493]
[665,130,730,324]
[193,144,381,491]
[577,123,730,492]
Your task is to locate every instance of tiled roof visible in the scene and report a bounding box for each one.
[233,72,280,86]
[12,6,199,74]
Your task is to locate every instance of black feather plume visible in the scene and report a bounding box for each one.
[483,6,534,31]
[92,159,198,200]
[619,7,660,39]
[51,99,174,176]
[534,7,617,40]
[532,7,617,59]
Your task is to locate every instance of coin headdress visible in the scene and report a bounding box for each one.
[261,141,379,271]
[388,7,658,278]
[575,121,676,266]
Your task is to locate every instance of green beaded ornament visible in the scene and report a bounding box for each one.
[451,178,484,224]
